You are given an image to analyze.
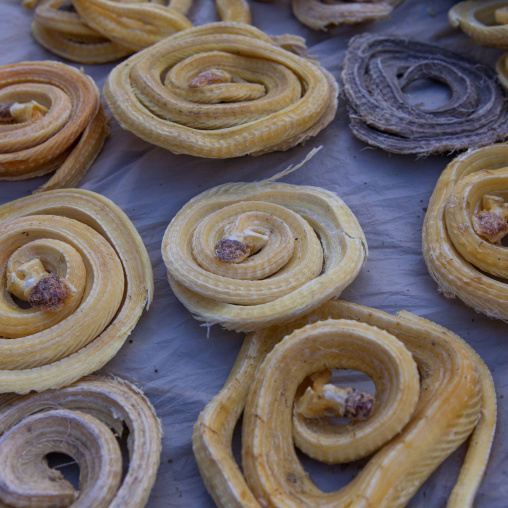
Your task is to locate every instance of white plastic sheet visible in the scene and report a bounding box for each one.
[0,0,506,506]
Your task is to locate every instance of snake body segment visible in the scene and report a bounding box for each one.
[342,34,508,155]
[423,143,508,319]
[0,189,153,394]
[0,376,162,508]
[0,61,108,192]
[162,181,366,332]
[193,301,496,508]
[104,22,338,158]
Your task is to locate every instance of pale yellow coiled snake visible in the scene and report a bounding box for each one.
[25,0,250,64]
[0,61,108,192]
[193,301,496,508]
[162,181,366,332]
[104,22,338,158]
[0,189,153,394]
[0,376,162,507]
[423,143,508,320]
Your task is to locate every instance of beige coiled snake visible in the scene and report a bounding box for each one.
[25,0,250,64]
[0,61,107,192]
[162,180,366,332]
[193,300,496,508]
[449,1,508,89]
[423,143,508,320]
[0,376,162,507]
[104,22,338,158]
[258,0,404,30]
[0,189,153,394]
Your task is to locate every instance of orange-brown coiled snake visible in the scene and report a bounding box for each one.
[0,61,108,192]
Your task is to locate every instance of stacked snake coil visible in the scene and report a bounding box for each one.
[193,301,496,508]
[162,181,366,332]
[0,61,108,192]
[0,189,153,394]
[423,143,508,320]
[0,376,162,508]
[342,34,508,155]
[259,0,404,30]
[104,22,338,158]
[25,0,251,64]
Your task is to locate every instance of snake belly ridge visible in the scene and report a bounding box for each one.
[259,0,403,30]
[0,189,153,394]
[104,22,338,158]
[342,33,508,155]
[0,61,108,192]
[193,301,496,508]
[25,0,251,64]
[423,143,508,320]
[162,181,366,332]
[0,376,162,508]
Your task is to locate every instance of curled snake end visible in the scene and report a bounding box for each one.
[28,274,72,311]
[344,388,375,419]
[189,70,233,88]
[0,104,13,123]
[472,211,508,243]
[215,239,251,263]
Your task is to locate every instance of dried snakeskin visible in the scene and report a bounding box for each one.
[104,22,338,158]
[0,376,162,508]
[162,181,366,332]
[259,0,404,30]
[25,0,250,64]
[342,34,508,155]
[0,61,108,192]
[423,143,508,320]
[0,189,153,394]
[193,301,496,508]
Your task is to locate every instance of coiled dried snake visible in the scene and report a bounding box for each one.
[162,180,366,332]
[423,143,508,320]
[0,189,153,394]
[342,34,508,155]
[0,61,107,192]
[104,22,338,158]
[258,0,403,30]
[193,301,496,508]
[25,0,250,64]
[0,376,162,507]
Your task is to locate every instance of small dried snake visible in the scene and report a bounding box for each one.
[193,301,496,508]
[162,181,366,332]
[105,22,338,158]
[0,376,161,507]
[342,34,508,155]
[0,189,153,394]
[258,0,403,30]
[0,61,107,192]
[423,143,508,320]
[25,0,250,64]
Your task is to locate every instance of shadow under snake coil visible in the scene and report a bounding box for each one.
[162,181,366,332]
[0,376,162,507]
[193,301,496,507]
[0,189,153,394]
[342,34,508,155]
[104,22,338,158]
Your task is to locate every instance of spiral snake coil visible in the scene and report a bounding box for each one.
[0,189,153,394]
